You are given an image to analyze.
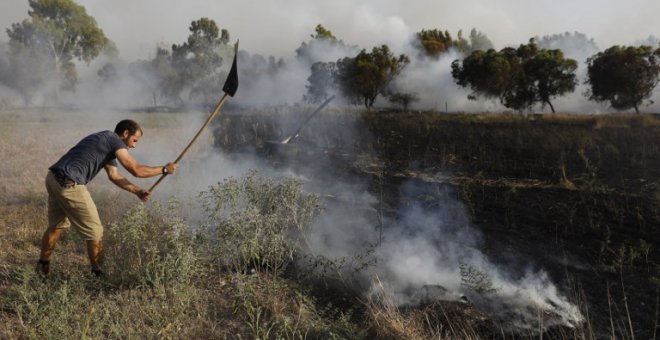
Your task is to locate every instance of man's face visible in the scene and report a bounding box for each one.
[121,130,142,149]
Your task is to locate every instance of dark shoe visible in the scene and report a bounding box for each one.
[36,260,50,276]
[91,268,105,278]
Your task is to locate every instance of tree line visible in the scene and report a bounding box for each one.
[2,0,660,112]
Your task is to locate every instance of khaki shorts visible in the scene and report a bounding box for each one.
[46,171,104,240]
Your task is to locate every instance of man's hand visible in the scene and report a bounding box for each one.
[163,162,177,175]
[136,189,151,202]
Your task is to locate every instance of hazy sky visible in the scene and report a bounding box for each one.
[2,0,659,60]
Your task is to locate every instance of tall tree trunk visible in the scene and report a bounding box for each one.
[634,104,640,113]
[50,43,61,105]
[546,100,556,113]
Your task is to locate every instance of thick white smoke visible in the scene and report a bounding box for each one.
[305,176,584,332]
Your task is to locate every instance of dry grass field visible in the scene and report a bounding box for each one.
[0,109,368,339]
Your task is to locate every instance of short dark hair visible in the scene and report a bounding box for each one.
[114,119,142,136]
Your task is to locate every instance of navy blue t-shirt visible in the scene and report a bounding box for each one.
[49,131,127,185]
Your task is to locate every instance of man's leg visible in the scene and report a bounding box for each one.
[40,172,71,276]
[39,226,65,261]
[56,183,105,276]
[87,240,104,275]
[36,226,65,275]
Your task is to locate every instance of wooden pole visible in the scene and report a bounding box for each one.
[149,93,229,192]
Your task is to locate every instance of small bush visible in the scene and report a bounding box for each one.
[104,201,198,289]
[199,170,321,275]
[459,263,496,294]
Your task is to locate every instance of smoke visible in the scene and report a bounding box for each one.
[391,48,505,112]
[305,175,584,332]
[4,0,659,59]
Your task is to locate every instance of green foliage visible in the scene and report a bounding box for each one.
[536,31,599,58]
[127,17,231,106]
[465,28,495,53]
[171,17,229,105]
[387,91,419,111]
[452,40,577,112]
[199,170,321,275]
[525,47,578,112]
[296,24,356,65]
[5,0,107,94]
[105,202,199,289]
[414,28,493,58]
[586,45,660,113]
[335,45,410,108]
[415,29,455,58]
[97,62,117,83]
[312,24,338,41]
[304,61,336,104]
[451,48,518,105]
[0,41,49,105]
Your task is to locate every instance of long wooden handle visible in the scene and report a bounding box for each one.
[149,93,230,193]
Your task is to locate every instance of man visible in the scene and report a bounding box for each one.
[37,119,177,277]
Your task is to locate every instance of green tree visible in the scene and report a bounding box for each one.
[586,45,660,113]
[414,28,494,58]
[128,46,178,106]
[499,45,536,111]
[170,17,229,105]
[452,40,577,112]
[466,28,494,53]
[311,24,336,40]
[451,48,520,108]
[536,31,598,60]
[335,45,410,108]
[296,24,357,64]
[414,29,454,58]
[387,91,419,111]
[6,0,107,96]
[525,48,577,112]
[304,61,336,104]
[1,40,49,105]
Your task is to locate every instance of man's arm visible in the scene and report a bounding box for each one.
[115,148,175,178]
[105,164,150,202]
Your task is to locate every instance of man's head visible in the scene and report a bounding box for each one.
[114,120,143,148]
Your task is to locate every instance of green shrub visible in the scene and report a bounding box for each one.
[104,201,199,289]
[199,170,321,275]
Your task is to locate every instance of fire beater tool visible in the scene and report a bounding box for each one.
[149,40,239,193]
[281,95,335,144]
